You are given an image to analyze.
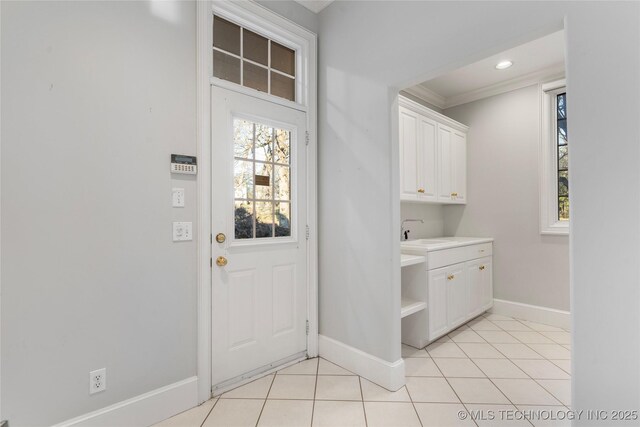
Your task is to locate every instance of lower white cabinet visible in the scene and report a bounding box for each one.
[405,241,494,344]
[427,268,448,339]
[467,257,493,318]
[446,263,468,329]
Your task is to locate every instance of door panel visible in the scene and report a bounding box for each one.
[437,125,452,202]
[428,267,448,340]
[467,260,483,318]
[446,263,468,328]
[418,117,437,201]
[211,86,307,388]
[272,264,296,335]
[468,257,492,316]
[399,107,419,200]
[452,131,467,203]
[228,269,258,348]
[480,257,493,310]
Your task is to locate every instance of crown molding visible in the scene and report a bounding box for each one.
[402,84,446,109]
[444,64,565,108]
[407,64,565,111]
[399,96,469,133]
[294,0,334,13]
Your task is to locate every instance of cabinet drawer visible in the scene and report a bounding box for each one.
[428,247,467,269]
[466,243,492,259]
[428,243,493,269]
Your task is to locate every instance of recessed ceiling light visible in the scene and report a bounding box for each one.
[495,60,513,70]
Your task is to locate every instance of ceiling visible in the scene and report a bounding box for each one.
[405,30,566,109]
[294,0,334,13]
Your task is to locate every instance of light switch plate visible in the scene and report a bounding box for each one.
[173,222,192,241]
[172,188,185,207]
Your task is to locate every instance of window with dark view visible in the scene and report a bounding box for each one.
[556,93,568,221]
[213,15,296,102]
[233,119,292,240]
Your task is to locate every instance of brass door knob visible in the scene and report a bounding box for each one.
[417,188,425,193]
[215,233,226,243]
[216,256,228,267]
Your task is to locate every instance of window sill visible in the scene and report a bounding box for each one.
[540,222,569,236]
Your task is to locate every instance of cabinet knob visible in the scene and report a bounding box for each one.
[417,188,425,194]
[479,265,485,271]
[447,274,455,281]
[451,192,458,197]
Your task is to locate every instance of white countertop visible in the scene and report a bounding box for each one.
[401,254,426,267]
[401,236,493,252]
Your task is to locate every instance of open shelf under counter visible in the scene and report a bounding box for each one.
[401,254,426,267]
[401,297,427,318]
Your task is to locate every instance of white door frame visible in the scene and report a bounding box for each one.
[195,0,318,404]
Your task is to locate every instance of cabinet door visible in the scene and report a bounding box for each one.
[417,117,437,201]
[399,107,419,200]
[479,257,493,310]
[466,258,483,317]
[437,124,453,202]
[467,257,493,317]
[451,131,467,203]
[446,263,468,328]
[427,266,448,340]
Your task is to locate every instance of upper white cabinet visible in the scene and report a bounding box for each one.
[399,96,468,204]
[399,106,438,202]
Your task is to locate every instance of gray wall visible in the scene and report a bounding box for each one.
[568,6,640,418]
[443,85,570,312]
[318,0,640,415]
[400,203,444,239]
[0,1,318,425]
[1,1,198,425]
[257,0,319,34]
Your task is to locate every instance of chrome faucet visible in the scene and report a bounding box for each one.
[401,219,424,241]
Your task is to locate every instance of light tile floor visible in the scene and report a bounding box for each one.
[154,314,571,427]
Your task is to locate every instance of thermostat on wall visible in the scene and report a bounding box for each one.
[171,154,197,175]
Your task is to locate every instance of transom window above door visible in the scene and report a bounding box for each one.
[234,118,293,240]
[213,15,296,102]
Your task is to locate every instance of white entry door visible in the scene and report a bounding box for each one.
[211,86,308,389]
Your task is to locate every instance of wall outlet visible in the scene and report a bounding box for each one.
[172,187,185,207]
[89,368,106,394]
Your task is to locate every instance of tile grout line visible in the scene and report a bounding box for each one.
[254,373,276,427]
[310,357,320,427]
[423,344,481,427]
[401,367,425,427]
[451,325,537,427]
[357,376,369,427]
[199,397,220,427]
[433,358,480,427]
[492,321,571,406]
[474,318,567,409]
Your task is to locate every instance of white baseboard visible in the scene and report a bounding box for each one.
[318,335,405,391]
[490,299,570,330]
[52,376,198,427]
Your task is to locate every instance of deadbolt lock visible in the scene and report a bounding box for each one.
[215,233,226,243]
